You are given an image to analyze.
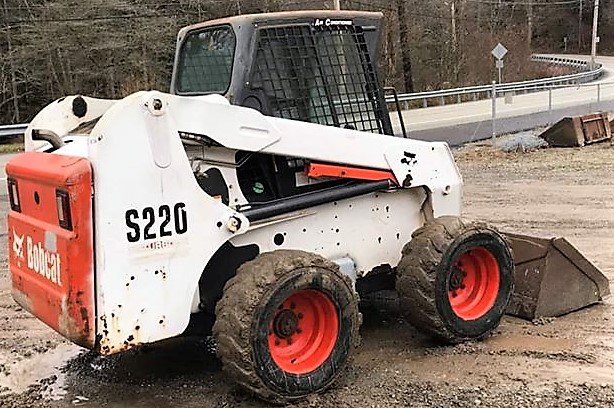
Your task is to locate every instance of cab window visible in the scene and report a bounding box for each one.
[176,25,235,94]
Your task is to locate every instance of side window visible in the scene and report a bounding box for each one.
[176,26,236,94]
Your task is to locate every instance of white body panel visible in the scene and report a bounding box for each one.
[25,91,462,353]
[25,95,116,151]
[231,188,427,275]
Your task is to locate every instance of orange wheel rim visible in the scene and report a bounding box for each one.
[448,247,500,321]
[268,289,339,374]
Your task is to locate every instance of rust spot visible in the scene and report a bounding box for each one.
[80,307,90,333]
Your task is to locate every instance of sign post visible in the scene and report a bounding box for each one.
[491,43,508,84]
[590,0,600,70]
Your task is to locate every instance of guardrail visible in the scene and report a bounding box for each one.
[387,54,604,109]
[0,123,28,139]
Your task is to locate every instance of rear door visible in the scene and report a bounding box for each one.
[7,152,95,348]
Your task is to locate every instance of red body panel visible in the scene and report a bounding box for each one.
[306,162,399,185]
[7,152,95,349]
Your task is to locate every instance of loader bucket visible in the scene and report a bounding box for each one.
[505,233,610,320]
[539,113,611,147]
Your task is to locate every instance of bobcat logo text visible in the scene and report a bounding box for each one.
[19,234,62,286]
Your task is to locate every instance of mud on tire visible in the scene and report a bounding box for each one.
[396,216,514,343]
[213,250,361,404]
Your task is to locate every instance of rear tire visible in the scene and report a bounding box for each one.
[396,216,514,343]
[213,250,360,403]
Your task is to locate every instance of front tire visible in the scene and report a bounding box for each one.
[396,216,514,343]
[213,250,360,403]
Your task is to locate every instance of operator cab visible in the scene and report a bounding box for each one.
[171,10,393,135]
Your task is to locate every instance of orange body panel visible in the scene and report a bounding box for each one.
[7,152,95,349]
[305,162,399,185]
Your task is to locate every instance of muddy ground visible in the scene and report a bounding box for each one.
[2,141,614,407]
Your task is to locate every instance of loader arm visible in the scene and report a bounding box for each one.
[165,92,462,217]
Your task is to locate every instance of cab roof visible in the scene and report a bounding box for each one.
[177,10,383,38]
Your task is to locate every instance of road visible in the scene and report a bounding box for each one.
[394,55,614,144]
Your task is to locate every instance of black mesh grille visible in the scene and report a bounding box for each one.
[250,24,386,134]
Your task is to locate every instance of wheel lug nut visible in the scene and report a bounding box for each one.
[452,291,457,298]
[296,328,302,334]
[290,303,296,309]
[297,313,303,319]
[275,339,281,346]
[287,337,293,345]
[460,284,466,289]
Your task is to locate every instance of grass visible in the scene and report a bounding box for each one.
[0,142,24,154]
[0,136,24,154]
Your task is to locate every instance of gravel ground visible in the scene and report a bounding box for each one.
[2,138,614,407]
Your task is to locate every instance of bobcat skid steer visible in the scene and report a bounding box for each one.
[6,10,607,403]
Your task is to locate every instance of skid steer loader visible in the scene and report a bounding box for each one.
[7,10,608,403]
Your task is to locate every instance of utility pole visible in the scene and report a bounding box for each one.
[578,0,583,52]
[591,0,600,69]
[333,0,341,10]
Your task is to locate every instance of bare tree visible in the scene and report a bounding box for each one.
[0,0,607,124]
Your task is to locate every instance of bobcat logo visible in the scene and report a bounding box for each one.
[12,228,24,260]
